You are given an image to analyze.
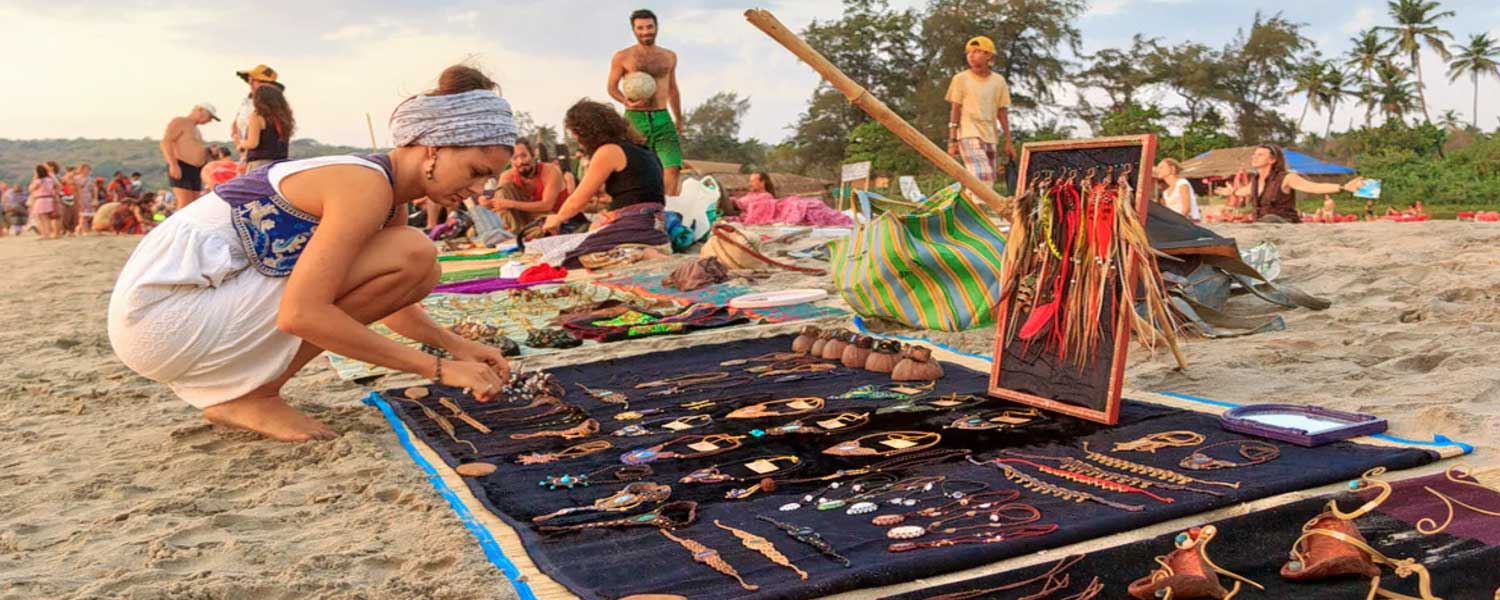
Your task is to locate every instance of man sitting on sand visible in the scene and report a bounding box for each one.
[483,139,588,235]
[160,102,219,209]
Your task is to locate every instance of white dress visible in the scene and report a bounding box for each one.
[1168,179,1200,222]
[107,155,389,408]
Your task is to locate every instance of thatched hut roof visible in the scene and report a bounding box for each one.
[1179,146,1355,180]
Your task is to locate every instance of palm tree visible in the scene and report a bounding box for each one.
[1374,59,1419,123]
[1437,109,1463,129]
[1290,61,1329,130]
[1447,33,1500,130]
[1317,66,1354,137]
[1377,0,1456,122]
[1345,29,1394,127]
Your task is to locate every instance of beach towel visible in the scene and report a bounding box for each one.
[831,183,1007,331]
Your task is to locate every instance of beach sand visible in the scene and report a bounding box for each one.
[2,220,1496,599]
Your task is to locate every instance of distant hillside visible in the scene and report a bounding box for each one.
[0,138,375,190]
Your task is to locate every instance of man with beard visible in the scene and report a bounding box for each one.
[607,8,683,195]
[487,139,587,235]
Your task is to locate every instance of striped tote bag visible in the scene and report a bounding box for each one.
[830,184,1006,331]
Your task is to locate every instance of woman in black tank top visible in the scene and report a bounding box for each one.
[543,100,672,267]
[240,85,295,168]
[1217,144,1366,224]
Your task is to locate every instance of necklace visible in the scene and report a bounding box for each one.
[713,520,808,580]
[755,516,851,568]
[887,502,1042,539]
[1112,430,1204,453]
[537,500,698,533]
[509,418,599,440]
[829,381,936,401]
[726,397,825,420]
[726,448,972,501]
[779,473,899,512]
[718,351,804,367]
[538,464,652,490]
[635,371,729,389]
[872,490,1022,526]
[818,475,939,512]
[995,458,1174,504]
[823,431,941,457]
[759,411,870,437]
[645,375,755,398]
[531,482,672,523]
[876,393,989,415]
[758,362,839,378]
[515,440,614,465]
[922,555,1096,600]
[620,434,747,465]
[680,455,804,484]
[437,397,492,433]
[398,397,478,454]
[1181,440,1280,471]
[945,408,1044,430]
[998,448,1227,497]
[972,458,1144,512]
[610,414,713,437]
[888,524,1058,553]
[659,529,758,591]
[745,356,825,374]
[576,383,630,409]
[1081,442,1241,490]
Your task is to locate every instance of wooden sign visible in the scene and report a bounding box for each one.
[840,161,871,183]
[988,135,1158,424]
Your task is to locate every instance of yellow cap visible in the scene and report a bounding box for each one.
[965,36,996,54]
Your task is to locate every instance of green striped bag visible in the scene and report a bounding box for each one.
[830,184,1006,331]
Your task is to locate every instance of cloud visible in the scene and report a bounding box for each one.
[446,10,478,25]
[1085,0,1130,18]
[1344,6,1379,34]
[321,24,376,41]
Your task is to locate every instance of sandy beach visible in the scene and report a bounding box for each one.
[2,221,1497,599]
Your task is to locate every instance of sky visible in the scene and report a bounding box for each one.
[2,0,1497,148]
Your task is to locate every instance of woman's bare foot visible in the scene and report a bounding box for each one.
[202,395,338,442]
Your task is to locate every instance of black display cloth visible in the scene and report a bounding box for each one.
[377,334,1437,600]
[883,469,1497,599]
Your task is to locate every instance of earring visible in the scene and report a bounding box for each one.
[424,159,436,181]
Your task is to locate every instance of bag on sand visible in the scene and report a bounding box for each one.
[701,224,825,275]
[830,183,1007,331]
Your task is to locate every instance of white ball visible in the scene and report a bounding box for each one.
[621,72,657,102]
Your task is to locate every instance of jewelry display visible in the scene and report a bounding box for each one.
[537,500,698,533]
[1281,467,1440,599]
[922,555,1101,600]
[635,371,730,389]
[756,516,852,567]
[945,408,1045,430]
[971,457,1144,512]
[620,434,747,465]
[829,381,936,401]
[576,383,629,409]
[759,411,870,437]
[539,464,652,490]
[726,397,826,420]
[865,339,904,373]
[1081,442,1241,490]
[886,502,1042,539]
[680,455,804,484]
[1180,440,1281,471]
[821,329,852,360]
[872,490,1021,526]
[758,362,840,378]
[1415,464,1500,535]
[508,418,599,441]
[725,448,972,500]
[745,355,825,375]
[876,393,989,415]
[995,458,1175,504]
[823,431,942,457]
[778,473,899,512]
[397,396,478,454]
[1128,525,1263,600]
[516,440,614,465]
[719,351,804,367]
[645,375,756,398]
[713,520,809,581]
[611,415,713,437]
[659,529,759,591]
[501,370,566,401]
[1112,430,1205,453]
[438,397,492,433]
[820,475,946,512]
[888,523,1058,553]
[999,448,1227,497]
[478,394,562,418]
[531,482,673,523]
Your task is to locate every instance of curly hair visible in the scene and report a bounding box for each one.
[252,85,296,139]
[565,100,644,155]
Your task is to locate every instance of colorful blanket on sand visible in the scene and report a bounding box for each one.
[731,191,853,226]
[595,272,847,323]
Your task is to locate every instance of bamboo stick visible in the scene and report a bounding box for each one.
[366,112,378,151]
[744,9,1010,214]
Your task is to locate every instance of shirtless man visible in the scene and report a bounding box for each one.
[486,139,586,234]
[160,102,218,209]
[607,8,684,196]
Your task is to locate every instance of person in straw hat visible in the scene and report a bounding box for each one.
[111,64,517,442]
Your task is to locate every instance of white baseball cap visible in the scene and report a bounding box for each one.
[194,102,221,121]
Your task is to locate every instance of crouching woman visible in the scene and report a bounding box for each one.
[108,65,517,442]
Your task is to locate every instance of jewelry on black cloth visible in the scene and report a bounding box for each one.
[823,431,941,457]
[760,411,870,437]
[1081,442,1241,490]
[537,500,698,533]
[1112,430,1204,453]
[886,501,1042,539]
[945,408,1044,430]
[995,458,1174,503]
[828,381,936,401]
[620,433,747,465]
[539,464,652,490]
[876,393,990,415]
[971,457,1145,512]
[920,555,1099,600]
[998,448,1226,497]
[516,440,614,465]
[872,490,1022,526]
[531,482,672,523]
[780,473,899,512]
[508,417,599,440]
[887,523,1058,553]
[680,455,804,484]
[713,520,808,580]
[725,396,825,420]
[576,383,629,409]
[635,371,730,389]
[396,396,478,454]
[645,375,755,398]
[1181,440,1281,471]
[725,448,972,500]
[719,351,803,367]
[660,529,759,591]
[610,414,713,437]
[756,516,851,568]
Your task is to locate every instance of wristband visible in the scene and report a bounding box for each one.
[434,357,443,383]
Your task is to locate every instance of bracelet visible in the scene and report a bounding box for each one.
[434,356,443,383]
[948,122,959,128]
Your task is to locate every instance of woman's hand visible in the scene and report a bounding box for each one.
[438,359,506,402]
[447,337,512,380]
[542,214,564,234]
[1341,177,1366,193]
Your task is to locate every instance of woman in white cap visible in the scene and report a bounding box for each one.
[109,65,517,442]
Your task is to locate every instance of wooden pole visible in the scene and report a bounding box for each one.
[365,112,378,151]
[744,9,1009,213]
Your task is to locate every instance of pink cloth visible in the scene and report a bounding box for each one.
[732,192,852,227]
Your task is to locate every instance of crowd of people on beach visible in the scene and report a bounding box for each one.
[0,164,172,238]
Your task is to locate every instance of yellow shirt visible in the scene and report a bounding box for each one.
[945,70,1012,144]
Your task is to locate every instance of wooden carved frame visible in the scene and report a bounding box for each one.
[987,135,1158,424]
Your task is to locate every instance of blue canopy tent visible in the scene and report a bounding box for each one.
[1179,146,1356,179]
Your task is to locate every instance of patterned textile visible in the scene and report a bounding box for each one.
[957,137,997,184]
[596,273,847,323]
[389,90,518,148]
[831,184,1007,331]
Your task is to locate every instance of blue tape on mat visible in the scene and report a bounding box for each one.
[852,320,1475,455]
[362,392,539,600]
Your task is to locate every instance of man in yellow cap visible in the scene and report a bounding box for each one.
[231,65,285,166]
[945,36,1014,192]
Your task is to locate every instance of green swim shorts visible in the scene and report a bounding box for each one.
[624,109,684,169]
